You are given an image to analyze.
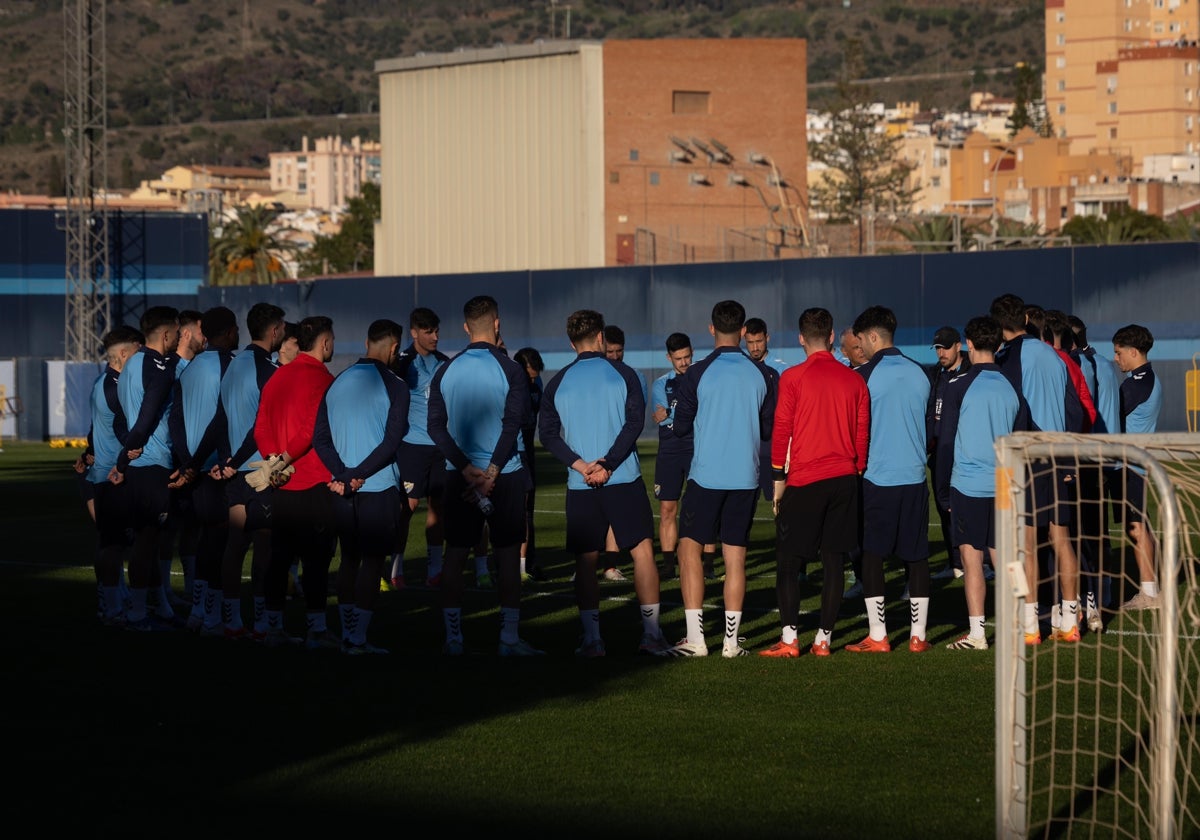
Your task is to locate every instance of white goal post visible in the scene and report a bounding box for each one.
[995,432,1200,839]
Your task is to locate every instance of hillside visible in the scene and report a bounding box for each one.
[0,0,1045,196]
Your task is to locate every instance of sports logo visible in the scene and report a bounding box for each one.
[403,481,415,494]
[653,484,662,498]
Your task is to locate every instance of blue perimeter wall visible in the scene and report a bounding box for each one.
[1,205,1197,437]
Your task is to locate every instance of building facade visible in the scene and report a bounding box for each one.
[269,135,381,211]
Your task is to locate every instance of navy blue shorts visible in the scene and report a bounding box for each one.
[861,478,930,561]
[397,442,447,501]
[442,469,530,550]
[654,446,691,502]
[678,480,757,548]
[226,471,273,532]
[333,486,405,557]
[1107,468,1146,525]
[92,480,132,548]
[77,470,96,503]
[124,464,172,529]
[1025,462,1074,527]
[565,478,654,554]
[190,474,230,527]
[775,474,860,558]
[949,487,995,551]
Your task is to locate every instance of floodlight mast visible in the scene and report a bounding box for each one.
[63,0,110,362]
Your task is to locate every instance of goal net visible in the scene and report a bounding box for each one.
[994,432,1200,839]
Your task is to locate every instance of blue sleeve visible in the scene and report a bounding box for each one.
[341,366,410,483]
[491,353,529,470]
[671,366,698,438]
[104,374,128,446]
[168,379,190,467]
[313,396,346,477]
[118,358,173,470]
[537,369,581,468]
[428,363,468,471]
[652,376,670,425]
[600,365,646,469]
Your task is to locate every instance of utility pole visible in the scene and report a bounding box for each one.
[62,0,110,362]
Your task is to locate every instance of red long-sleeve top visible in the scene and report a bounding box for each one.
[1056,347,1096,432]
[254,353,334,491]
[771,350,870,487]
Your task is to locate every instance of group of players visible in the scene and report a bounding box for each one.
[75,290,1162,657]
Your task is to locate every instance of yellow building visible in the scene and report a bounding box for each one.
[129,164,271,206]
[1045,0,1200,171]
[269,135,381,211]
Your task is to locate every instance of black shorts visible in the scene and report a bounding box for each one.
[861,479,929,562]
[397,442,448,501]
[442,469,530,550]
[272,483,336,537]
[758,440,773,500]
[226,471,273,532]
[124,464,172,529]
[678,481,757,548]
[775,474,859,558]
[654,446,691,502]
[92,480,132,548]
[1025,461,1074,527]
[333,487,406,557]
[565,478,654,554]
[77,470,96,503]
[191,474,230,528]
[167,481,196,530]
[949,488,995,552]
[1107,468,1146,525]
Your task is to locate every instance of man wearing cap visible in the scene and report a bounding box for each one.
[927,326,972,581]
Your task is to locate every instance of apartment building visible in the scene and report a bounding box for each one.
[269,135,381,211]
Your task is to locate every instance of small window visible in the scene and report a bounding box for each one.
[1108,102,1118,114]
[629,149,639,161]
[983,178,991,194]
[609,171,619,184]
[1056,56,1066,69]
[1057,11,1065,23]
[1058,103,1067,115]
[1109,127,1118,140]
[649,172,660,186]
[1057,79,1066,91]
[673,90,710,115]
[931,175,941,188]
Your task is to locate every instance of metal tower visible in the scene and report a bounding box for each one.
[62,0,110,361]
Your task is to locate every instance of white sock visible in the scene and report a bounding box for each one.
[190,579,207,615]
[865,595,887,641]
[266,609,284,630]
[203,590,222,629]
[443,607,463,642]
[339,604,355,641]
[475,555,490,578]
[781,624,798,644]
[1062,599,1080,629]
[499,606,520,644]
[969,615,986,639]
[640,603,662,637]
[305,611,328,635]
[253,596,267,632]
[1143,580,1159,597]
[723,610,742,650]
[1024,602,1040,634]
[223,597,243,630]
[910,596,930,641]
[353,607,372,646]
[684,608,704,645]
[128,588,148,623]
[579,608,601,643]
[101,585,122,619]
[427,546,443,578]
[814,627,832,646]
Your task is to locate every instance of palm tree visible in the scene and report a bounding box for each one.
[209,204,299,285]
[896,214,962,252]
[1060,205,1169,245]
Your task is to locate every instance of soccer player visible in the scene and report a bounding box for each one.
[934,316,1023,650]
[760,307,869,658]
[214,302,285,640]
[276,321,300,366]
[512,346,546,582]
[428,295,540,656]
[109,305,181,631]
[838,326,869,369]
[81,325,142,625]
[927,325,972,581]
[389,307,451,590]
[666,299,776,657]
[254,315,338,649]
[598,323,647,582]
[991,292,1081,644]
[846,305,934,653]
[538,309,670,656]
[650,332,694,580]
[744,317,787,506]
[168,306,239,633]
[1112,323,1163,610]
[314,318,409,655]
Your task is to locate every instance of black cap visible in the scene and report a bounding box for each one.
[931,326,960,349]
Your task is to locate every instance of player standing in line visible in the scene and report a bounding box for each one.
[650,332,695,580]
[538,309,670,656]
[744,317,789,510]
[389,307,451,590]
[836,325,868,596]
[212,303,285,640]
[927,325,972,582]
[666,299,776,658]
[760,307,869,658]
[428,295,540,656]
[314,318,409,655]
[597,323,647,582]
[512,346,547,582]
[846,305,934,654]
[934,316,1024,650]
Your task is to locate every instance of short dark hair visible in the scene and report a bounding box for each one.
[798,308,833,346]
[513,347,544,372]
[1024,304,1045,339]
[103,324,143,350]
[200,306,238,341]
[852,305,896,340]
[603,324,625,347]
[246,302,286,341]
[463,295,498,324]
[178,309,203,328]
[1112,324,1154,354]
[367,318,404,344]
[744,317,768,336]
[665,332,691,353]
[297,315,333,352]
[283,321,300,342]
[1067,314,1088,347]
[1043,310,1074,350]
[989,293,1026,333]
[963,316,1002,353]
[140,305,179,337]
[569,310,606,345]
[711,299,746,335]
[409,307,439,331]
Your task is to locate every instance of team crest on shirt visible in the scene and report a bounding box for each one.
[404,481,415,494]
[654,484,661,498]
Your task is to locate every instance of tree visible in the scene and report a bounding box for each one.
[808,40,917,254]
[297,182,380,277]
[1007,62,1054,139]
[896,214,966,252]
[209,204,299,286]
[1060,205,1170,244]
